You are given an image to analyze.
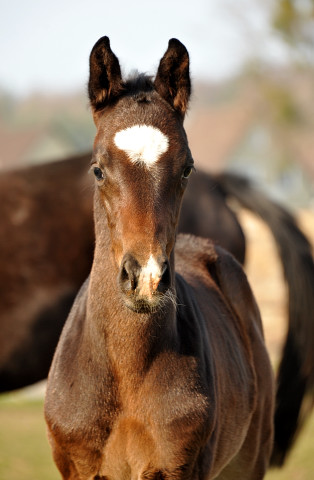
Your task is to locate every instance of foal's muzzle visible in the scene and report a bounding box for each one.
[118,253,171,312]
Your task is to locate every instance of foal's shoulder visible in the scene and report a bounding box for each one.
[49,277,90,363]
[176,233,246,286]
[175,233,219,280]
[175,234,263,334]
[64,277,89,329]
[175,234,217,273]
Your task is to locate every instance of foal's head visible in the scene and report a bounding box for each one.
[88,36,193,312]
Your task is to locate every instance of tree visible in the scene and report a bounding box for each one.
[272,0,314,63]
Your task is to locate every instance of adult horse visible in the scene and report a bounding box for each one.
[45,36,309,478]
[0,155,94,390]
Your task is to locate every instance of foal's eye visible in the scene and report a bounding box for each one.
[93,167,104,181]
[182,166,193,179]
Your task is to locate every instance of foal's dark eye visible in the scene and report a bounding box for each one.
[182,166,193,179]
[93,167,104,181]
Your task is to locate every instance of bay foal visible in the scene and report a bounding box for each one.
[45,37,274,479]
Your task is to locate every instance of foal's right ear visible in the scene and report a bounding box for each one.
[88,36,123,116]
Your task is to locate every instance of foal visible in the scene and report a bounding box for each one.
[45,37,274,479]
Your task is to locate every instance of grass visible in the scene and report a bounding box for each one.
[0,394,59,480]
[0,392,313,480]
[265,411,314,480]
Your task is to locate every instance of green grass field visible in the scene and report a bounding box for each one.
[0,392,313,480]
[0,395,59,480]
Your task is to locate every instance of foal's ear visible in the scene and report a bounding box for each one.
[154,39,191,118]
[88,36,123,116]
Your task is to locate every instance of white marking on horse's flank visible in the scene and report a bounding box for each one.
[114,125,169,166]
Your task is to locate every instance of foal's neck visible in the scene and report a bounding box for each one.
[86,196,178,380]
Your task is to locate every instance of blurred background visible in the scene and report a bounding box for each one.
[0,1,313,479]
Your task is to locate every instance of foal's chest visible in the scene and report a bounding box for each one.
[68,352,212,480]
[97,375,212,480]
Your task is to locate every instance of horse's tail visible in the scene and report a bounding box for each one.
[214,172,314,466]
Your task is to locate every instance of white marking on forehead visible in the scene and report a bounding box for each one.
[114,125,169,166]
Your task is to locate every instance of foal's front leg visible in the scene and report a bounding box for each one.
[49,436,99,480]
[49,444,79,480]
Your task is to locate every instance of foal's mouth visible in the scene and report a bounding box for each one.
[122,289,176,314]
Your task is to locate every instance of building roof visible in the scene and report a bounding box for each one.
[0,124,43,169]
[186,101,254,173]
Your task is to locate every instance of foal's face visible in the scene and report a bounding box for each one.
[92,93,193,311]
[88,36,191,312]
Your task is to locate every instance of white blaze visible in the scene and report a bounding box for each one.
[114,125,169,166]
[139,254,162,297]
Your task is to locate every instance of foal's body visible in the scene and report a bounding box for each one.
[46,233,273,479]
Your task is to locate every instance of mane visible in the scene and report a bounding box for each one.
[123,73,154,102]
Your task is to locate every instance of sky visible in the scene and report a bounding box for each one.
[0,0,289,97]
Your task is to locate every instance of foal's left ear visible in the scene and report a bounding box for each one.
[88,36,123,117]
[154,39,191,118]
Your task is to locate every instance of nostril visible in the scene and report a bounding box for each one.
[119,256,140,293]
[158,261,171,293]
[120,264,132,291]
[121,265,128,281]
[129,269,138,290]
